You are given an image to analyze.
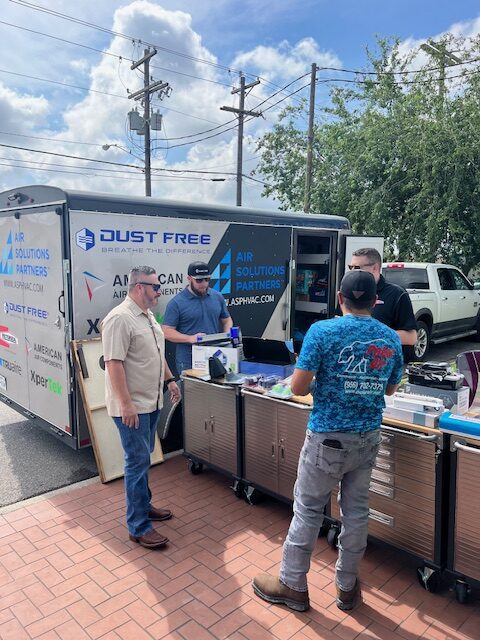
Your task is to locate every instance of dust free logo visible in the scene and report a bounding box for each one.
[30,370,62,395]
[83,271,104,301]
[3,302,48,319]
[76,228,95,251]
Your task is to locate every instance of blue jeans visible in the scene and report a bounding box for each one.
[280,428,381,592]
[113,411,160,537]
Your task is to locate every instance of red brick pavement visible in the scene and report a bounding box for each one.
[0,455,479,639]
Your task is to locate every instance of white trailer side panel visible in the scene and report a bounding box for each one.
[0,210,71,432]
[69,211,292,341]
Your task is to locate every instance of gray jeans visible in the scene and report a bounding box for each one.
[280,428,381,593]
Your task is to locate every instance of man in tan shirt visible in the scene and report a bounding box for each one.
[102,266,180,549]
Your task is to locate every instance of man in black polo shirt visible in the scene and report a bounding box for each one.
[345,248,417,361]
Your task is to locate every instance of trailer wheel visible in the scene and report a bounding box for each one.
[416,566,440,592]
[454,580,471,604]
[414,321,430,360]
[187,460,203,475]
[327,525,340,549]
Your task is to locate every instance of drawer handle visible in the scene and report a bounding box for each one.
[381,424,439,442]
[377,447,392,457]
[453,440,480,455]
[375,460,393,471]
[371,469,393,485]
[204,419,208,432]
[271,443,276,457]
[370,482,394,499]
[369,508,394,527]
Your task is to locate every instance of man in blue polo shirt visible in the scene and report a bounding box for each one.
[162,261,233,375]
[252,269,403,613]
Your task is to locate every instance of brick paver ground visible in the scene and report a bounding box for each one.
[0,455,479,639]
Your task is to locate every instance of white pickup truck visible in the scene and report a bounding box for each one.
[382,262,480,359]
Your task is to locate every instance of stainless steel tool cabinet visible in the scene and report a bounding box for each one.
[445,435,480,603]
[328,422,446,592]
[241,390,310,503]
[183,376,241,481]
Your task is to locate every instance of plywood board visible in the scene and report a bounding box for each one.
[71,338,163,483]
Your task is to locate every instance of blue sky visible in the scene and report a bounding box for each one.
[0,0,479,208]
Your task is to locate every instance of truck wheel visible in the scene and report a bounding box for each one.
[414,321,430,360]
[474,314,480,342]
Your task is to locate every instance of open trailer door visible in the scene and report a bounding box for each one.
[0,206,74,443]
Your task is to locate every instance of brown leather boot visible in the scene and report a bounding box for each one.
[148,506,173,521]
[336,579,360,611]
[252,573,310,612]
[129,528,169,549]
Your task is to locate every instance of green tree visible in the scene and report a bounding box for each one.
[255,36,480,274]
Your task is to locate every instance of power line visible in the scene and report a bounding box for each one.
[0,130,102,147]
[0,69,221,125]
[0,19,233,89]
[0,141,268,183]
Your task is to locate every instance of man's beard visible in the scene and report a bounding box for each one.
[190,280,208,297]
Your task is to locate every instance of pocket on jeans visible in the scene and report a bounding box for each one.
[315,442,348,475]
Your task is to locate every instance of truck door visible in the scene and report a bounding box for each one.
[436,267,478,333]
[0,208,72,437]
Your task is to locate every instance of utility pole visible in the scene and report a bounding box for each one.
[420,40,461,108]
[304,63,318,213]
[221,74,261,206]
[129,48,171,196]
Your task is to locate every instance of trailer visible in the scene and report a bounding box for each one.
[0,185,382,449]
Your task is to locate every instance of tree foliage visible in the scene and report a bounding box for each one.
[255,36,480,273]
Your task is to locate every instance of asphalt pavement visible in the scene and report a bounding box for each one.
[0,338,477,508]
[0,403,97,508]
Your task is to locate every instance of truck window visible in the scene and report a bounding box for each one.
[437,268,455,290]
[450,269,473,290]
[382,267,429,289]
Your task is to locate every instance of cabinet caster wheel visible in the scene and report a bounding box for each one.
[327,525,340,549]
[187,460,203,475]
[416,566,440,592]
[455,580,471,604]
[231,480,244,499]
[243,485,264,505]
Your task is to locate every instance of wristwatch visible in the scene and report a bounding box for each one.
[165,377,176,385]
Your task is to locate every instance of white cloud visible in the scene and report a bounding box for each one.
[232,38,341,82]
[0,1,338,208]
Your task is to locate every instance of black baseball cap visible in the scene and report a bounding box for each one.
[188,261,211,278]
[340,270,376,306]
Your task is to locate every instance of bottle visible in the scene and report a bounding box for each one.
[230,326,242,347]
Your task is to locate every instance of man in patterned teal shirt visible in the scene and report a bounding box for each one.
[253,270,403,613]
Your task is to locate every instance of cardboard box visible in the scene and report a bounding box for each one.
[192,344,243,374]
[404,383,470,415]
[239,361,295,378]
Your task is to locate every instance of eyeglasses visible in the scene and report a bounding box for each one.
[348,263,375,271]
[138,282,161,292]
[192,277,211,283]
